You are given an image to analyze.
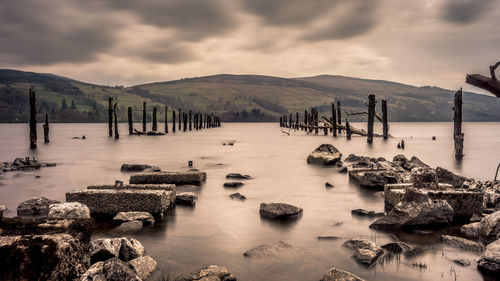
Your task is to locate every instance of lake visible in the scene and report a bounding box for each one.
[0,122,499,281]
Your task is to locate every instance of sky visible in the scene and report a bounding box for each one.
[1,0,499,92]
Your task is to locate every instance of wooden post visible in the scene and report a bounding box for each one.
[128,107,133,135]
[280,116,283,127]
[29,89,37,148]
[382,99,388,139]
[314,108,319,134]
[108,96,113,137]
[43,112,49,143]
[337,101,342,134]
[178,109,182,130]
[165,106,169,133]
[189,110,192,130]
[454,89,464,159]
[199,113,203,129]
[114,103,119,139]
[295,112,299,129]
[367,94,376,143]
[346,120,352,140]
[183,113,187,131]
[142,102,146,132]
[332,102,337,137]
[172,110,176,133]
[152,107,157,131]
[303,110,307,130]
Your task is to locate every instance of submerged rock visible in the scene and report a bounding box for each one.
[120,164,160,172]
[226,173,251,180]
[174,265,237,281]
[370,189,454,229]
[479,211,500,244]
[229,193,246,200]
[343,239,383,267]
[175,192,198,206]
[441,235,483,252]
[113,211,155,226]
[48,202,91,220]
[17,196,61,217]
[223,182,244,188]
[460,222,480,239]
[259,203,303,220]
[453,259,471,266]
[477,238,500,275]
[319,267,365,281]
[351,209,384,218]
[348,170,400,190]
[306,144,342,166]
[243,241,294,258]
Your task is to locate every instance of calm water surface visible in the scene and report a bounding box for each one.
[0,122,499,281]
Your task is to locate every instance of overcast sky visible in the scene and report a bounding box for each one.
[1,0,499,91]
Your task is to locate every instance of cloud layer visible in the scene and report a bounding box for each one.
[0,0,499,91]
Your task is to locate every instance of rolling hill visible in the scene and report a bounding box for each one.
[1,69,499,123]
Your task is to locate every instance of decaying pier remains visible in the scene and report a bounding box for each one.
[280,94,389,142]
[453,89,464,159]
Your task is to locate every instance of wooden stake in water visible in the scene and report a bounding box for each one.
[152,107,157,131]
[165,106,168,133]
[454,88,464,159]
[108,96,113,137]
[29,89,37,149]
[114,103,119,139]
[332,102,337,137]
[382,99,388,139]
[337,101,342,134]
[314,109,319,134]
[178,108,182,130]
[346,120,352,140]
[172,110,176,133]
[367,94,376,143]
[189,110,192,131]
[183,113,187,131]
[128,107,133,135]
[142,102,147,132]
[43,112,49,143]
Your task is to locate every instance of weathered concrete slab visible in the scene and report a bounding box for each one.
[129,171,206,186]
[87,184,175,191]
[66,189,175,218]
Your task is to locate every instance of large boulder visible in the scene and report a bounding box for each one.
[479,211,500,244]
[113,212,155,226]
[0,234,90,281]
[17,197,60,217]
[174,265,236,281]
[319,267,365,281]
[48,202,90,219]
[343,239,383,267]
[80,258,141,281]
[436,167,468,188]
[477,238,500,275]
[370,189,454,229]
[306,144,342,166]
[128,255,158,280]
[243,241,294,258]
[259,203,303,220]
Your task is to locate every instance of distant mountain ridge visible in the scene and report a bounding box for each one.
[1,69,499,123]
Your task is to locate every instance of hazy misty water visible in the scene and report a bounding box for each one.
[1,122,499,281]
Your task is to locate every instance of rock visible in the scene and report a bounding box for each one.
[477,238,500,275]
[306,144,342,166]
[411,168,437,189]
[392,154,409,165]
[48,202,91,219]
[370,188,454,229]
[119,238,145,262]
[259,203,303,220]
[90,238,123,264]
[479,211,500,244]
[0,205,5,218]
[113,211,155,226]
[338,166,348,173]
[174,265,236,281]
[453,259,470,266]
[128,255,158,280]
[243,241,294,258]
[325,182,334,188]
[460,222,480,239]
[223,140,235,146]
[343,239,383,267]
[319,267,365,281]
[120,164,160,172]
[223,182,244,188]
[176,192,198,206]
[351,209,384,218]
[130,171,206,186]
[441,235,483,252]
[345,154,372,163]
[17,196,61,217]
[436,167,468,188]
[470,213,484,222]
[0,234,90,281]
[317,236,341,240]
[80,258,141,281]
[226,173,251,180]
[229,193,246,200]
[349,170,400,190]
[66,189,175,219]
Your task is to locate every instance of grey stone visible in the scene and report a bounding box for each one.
[17,197,61,217]
[113,211,155,226]
[460,222,480,239]
[349,169,400,190]
[453,259,471,266]
[436,166,468,188]
[343,239,383,267]
[229,193,246,200]
[223,182,244,188]
[119,238,145,262]
[319,267,365,281]
[80,258,141,281]
[174,265,237,281]
[130,171,206,186]
[346,154,373,163]
[127,255,158,280]
[48,202,91,219]
[259,203,303,220]
[90,238,123,264]
[176,192,198,206]
[306,144,342,166]
[479,211,500,244]
[243,241,294,258]
[441,235,483,252]
[120,164,160,172]
[351,209,384,217]
[226,173,251,180]
[477,238,500,275]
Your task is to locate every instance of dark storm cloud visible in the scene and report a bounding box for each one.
[303,0,380,41]
[441,0,494,24]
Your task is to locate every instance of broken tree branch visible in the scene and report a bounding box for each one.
[466,61,500,97]
[340,108,383,122]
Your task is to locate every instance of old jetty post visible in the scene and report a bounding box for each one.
[332,102,337,137]
[195,113,199,130]
[183,113,187,131]
[189,110,192,130]
[346,120,352,140]
[43,113,49,143]
[142,102,147,132]
[172,110,176,132]
[454,89,464,159]
[29,89,37,149]
[367,94,376,143]
[152,107,157,131]
[164,106,168,133]
[314,109,319,134]
[382,99,388,139]
[337,101,342,134]
[296,112,299,129]
[128,107,133,135]
[178,108,182,130]
[108,96,113,137]
[114,103,119,139]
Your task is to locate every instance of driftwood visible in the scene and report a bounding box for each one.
[466,61,500,97]
[341,108,383,123]
[318,116,387,137]
[133,129,146,135]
